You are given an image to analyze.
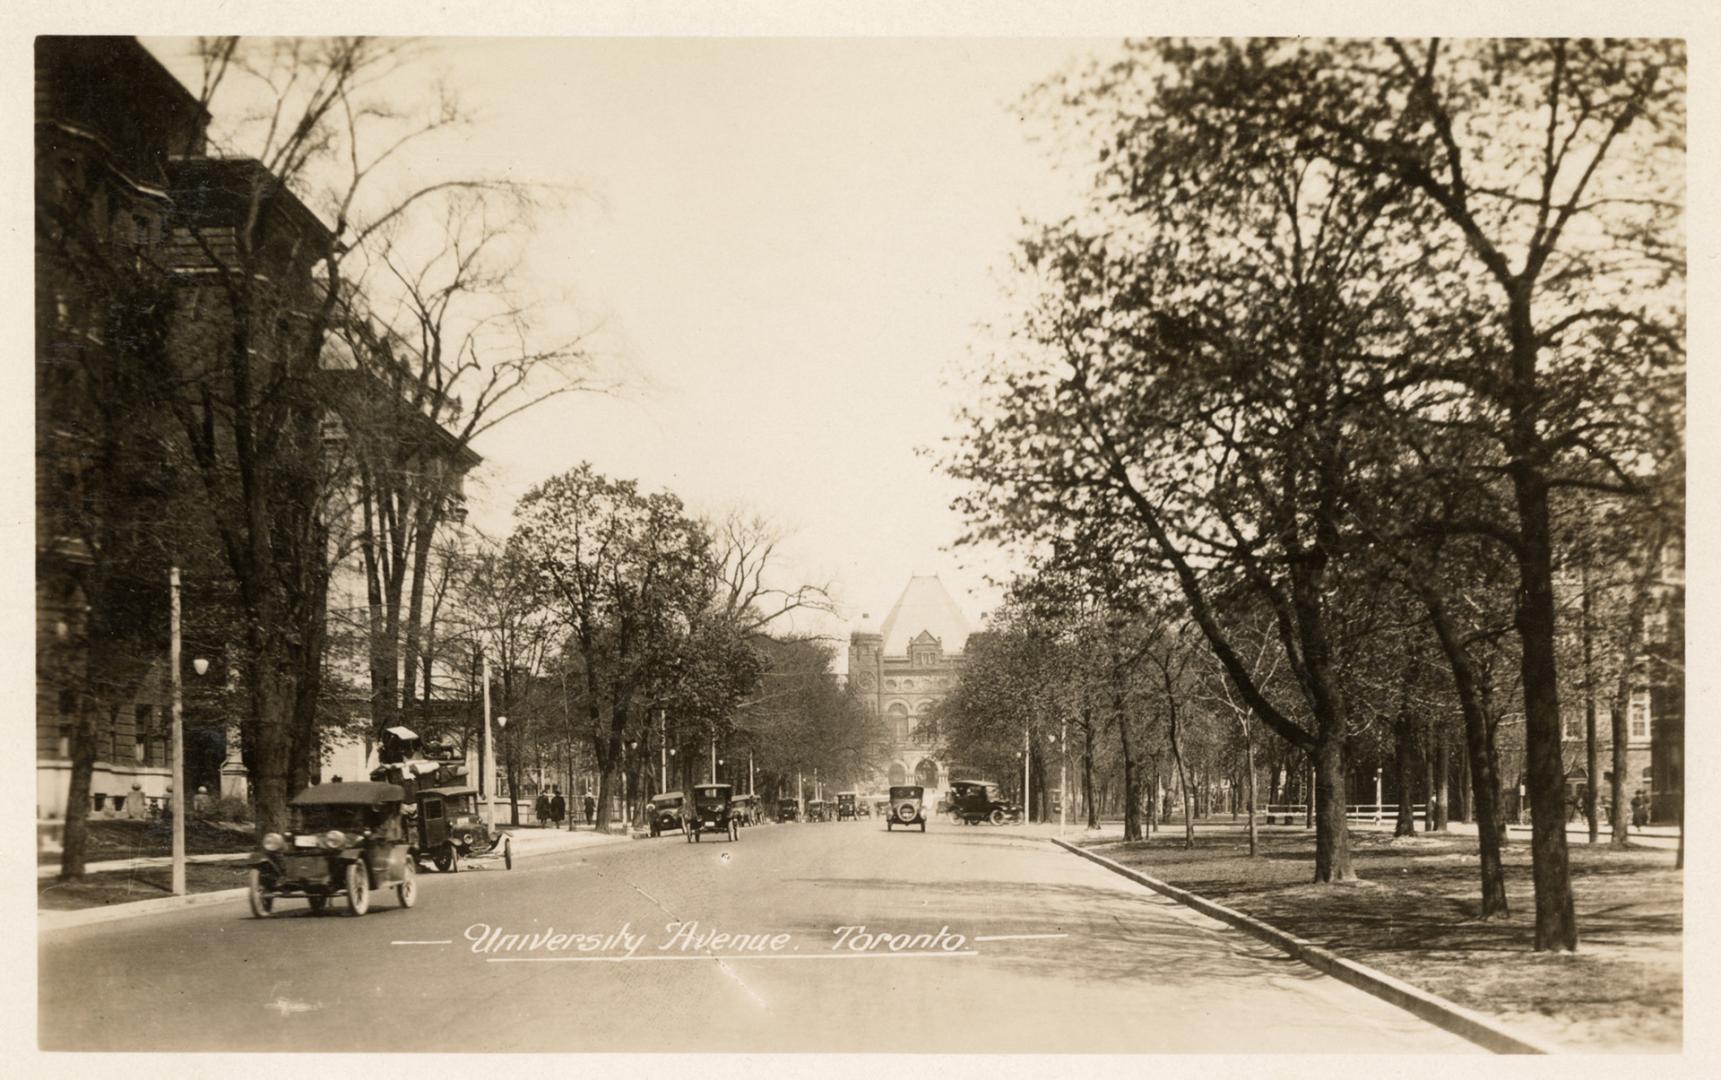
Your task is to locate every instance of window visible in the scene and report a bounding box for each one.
[1630,689,1651,741]
[135,705,155,766]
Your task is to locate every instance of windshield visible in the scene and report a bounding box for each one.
[291,804,374,833]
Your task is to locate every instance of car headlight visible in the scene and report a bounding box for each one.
[262,832,285,852]
[320,829,347,850]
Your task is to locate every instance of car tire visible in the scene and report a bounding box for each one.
[503,839,514,870]
[887,820,893,831]
[919,820,926,832]
[247,868,274,919]
[989,809,1005,826]
[345,861,370,917]
[308,894,328,915]
[397,861,418,908]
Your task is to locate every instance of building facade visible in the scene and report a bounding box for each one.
[848,576,973,800]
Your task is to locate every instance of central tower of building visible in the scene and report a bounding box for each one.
[849,575,972,799]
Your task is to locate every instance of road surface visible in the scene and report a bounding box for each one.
[40,819,1476,1052]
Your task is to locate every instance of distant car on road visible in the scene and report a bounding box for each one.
[777,798,799,822]
[836,791,858,820]
[647,792,686,837]
[410,785,508,871]
[731,793,761,826]
[806,798,830,822]
[887,785,926,832]
[947,779,1021,826]
[249,781,418,917]
[687,783,739,842]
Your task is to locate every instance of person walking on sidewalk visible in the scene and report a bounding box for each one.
[550,788,567,829]
[535,791,551,829]
[584,793,596,826]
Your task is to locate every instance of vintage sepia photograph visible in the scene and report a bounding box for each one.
[23,7,1697,1065]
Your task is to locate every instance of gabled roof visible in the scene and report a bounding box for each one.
[878,575,972,658]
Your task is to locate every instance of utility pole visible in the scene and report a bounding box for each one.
[1023,725,1031,825]
[660,710,668,792]
[169,567,185,896]
[482,651,494,828]
[1059,716,1068,837]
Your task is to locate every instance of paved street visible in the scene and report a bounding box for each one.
[40,821,1475,1053]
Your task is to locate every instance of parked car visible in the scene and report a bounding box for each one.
[687,783,739,842]
[836,792,859,820]
[805,798,829,822]
[648,792,687,837]
[410,785,509,872]
[777,798,799,822]
[249,781,417,917]
[887,785,926,832]
[947,779,1021,826]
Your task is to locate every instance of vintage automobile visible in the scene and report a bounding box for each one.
[947,779,1022,826]
[410,785,510,872]
[249,781,417,918]
[730,793,761,826]
[647,792,687,837]
[836,791,858,820]
[686,783,740,842]
[777,798,799,822]
[887,785,927,832]
[805,798,829,823]
[874,797,889,819]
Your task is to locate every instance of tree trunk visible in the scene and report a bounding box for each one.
[1082,719,1097,830]
[1304,755,1315,829]
[1244,723,1258,857]
[1312,736,1355,882]
[1432,732,1450,831]
[1423,590,1509,917]
[1170,712,1194,849]
[58,706,100,880]
[1582,561,1600,844]
[1394,703,1418,838]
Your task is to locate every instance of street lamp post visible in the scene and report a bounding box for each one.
[169,567,184,896]
[1011,725,1025,825]
[496,715,509,824]
[1058,720,1068,837]
[709,735,717,785]
[748,751,755,797]
[659,710,668,792]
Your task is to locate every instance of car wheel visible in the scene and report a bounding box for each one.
[432,848,454,873]
[503,839,513,870]
[308,894,328,915]
[247,868,274,919]
[397,861,418,908]
[345,862,370,917]
[989,809,1005,826]
[886,820,893,831]
[920,821,926,832]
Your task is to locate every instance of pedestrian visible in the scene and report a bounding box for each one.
[584,792,596,826]
[550,787,567,829]
[535,790,551,829]
[1632,790,1647,830]
[681,790,698,838]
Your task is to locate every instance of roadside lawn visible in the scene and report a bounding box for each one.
[39,817,255,865]
[1081,826,1680,1053]
[38,860,251,911]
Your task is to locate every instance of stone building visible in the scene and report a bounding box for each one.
[848,576,973,799]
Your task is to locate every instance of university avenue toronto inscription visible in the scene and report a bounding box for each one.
[457,921,972,958]
[31,23,1688,1063]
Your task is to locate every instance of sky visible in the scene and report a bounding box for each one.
[141,37,1102,663]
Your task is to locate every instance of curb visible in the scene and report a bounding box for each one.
[39,886,251,933]
[1051,837,1558,1055]
[40,831,636,934]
